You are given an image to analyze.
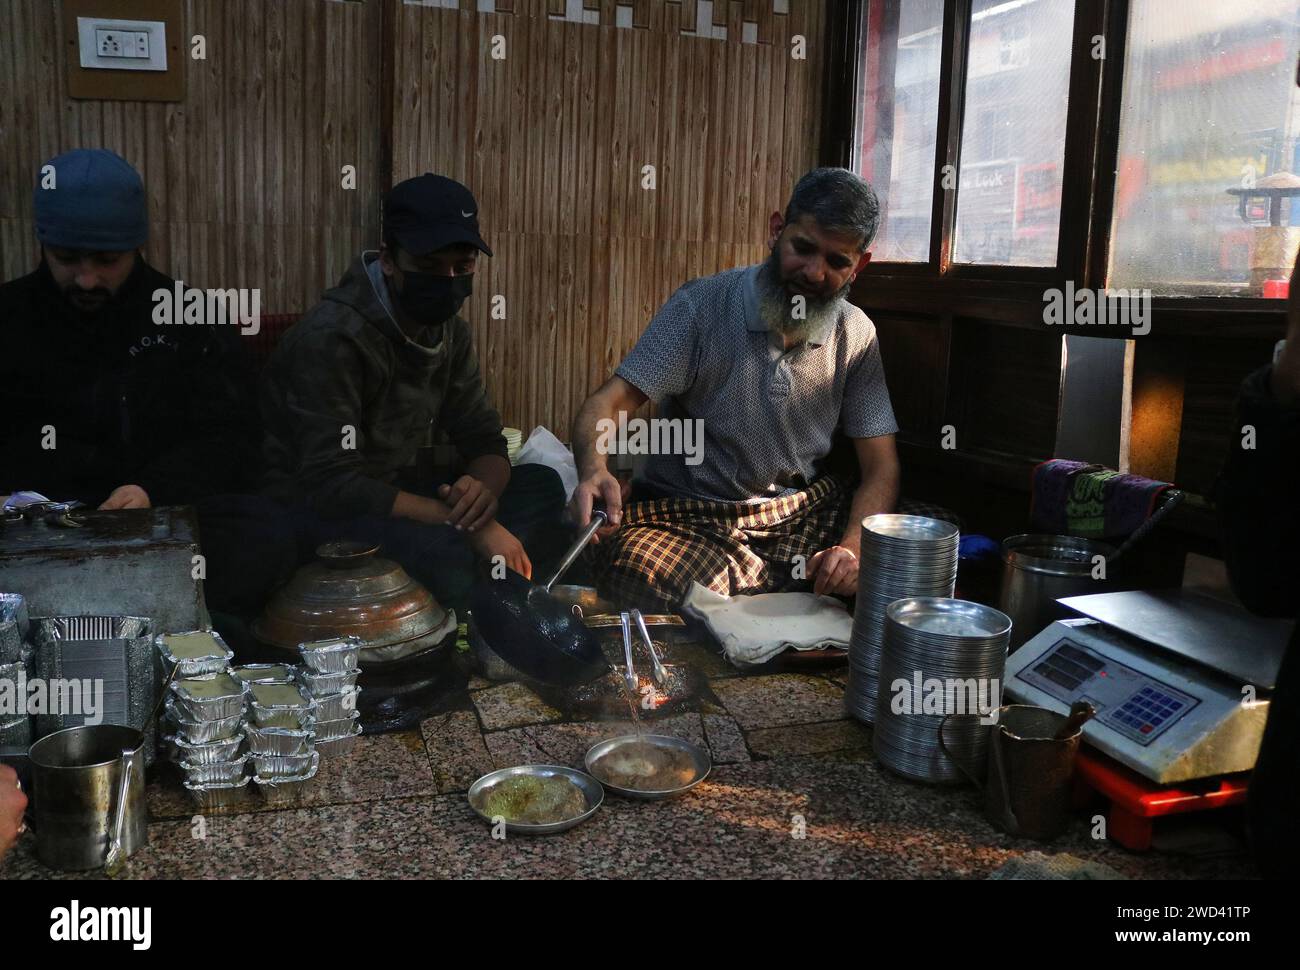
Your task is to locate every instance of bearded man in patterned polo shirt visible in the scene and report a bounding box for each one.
[568,168,901,611]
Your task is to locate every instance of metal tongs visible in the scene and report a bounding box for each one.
[617,610,668,693]
[632,609,669,687]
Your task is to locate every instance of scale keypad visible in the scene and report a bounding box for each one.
[1014,637,1199,746]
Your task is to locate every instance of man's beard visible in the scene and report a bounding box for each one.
[756,248,850,344]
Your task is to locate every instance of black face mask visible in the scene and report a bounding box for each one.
[395,270,474,324]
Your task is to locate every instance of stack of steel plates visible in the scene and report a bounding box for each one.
[872,597,1011,784]
[845,515,959,724]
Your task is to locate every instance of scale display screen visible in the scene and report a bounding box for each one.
[1014,637,1200,747]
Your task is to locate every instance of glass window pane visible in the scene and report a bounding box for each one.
[852,0,945,263]
[953,0,1075,267]
[1107,1,1300,297]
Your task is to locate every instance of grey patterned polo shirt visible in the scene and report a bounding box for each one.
[615,264,898,503]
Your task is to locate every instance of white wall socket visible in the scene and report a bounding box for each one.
[77,17,168,72]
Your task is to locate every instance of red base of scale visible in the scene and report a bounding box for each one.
[1070,747,1250,851]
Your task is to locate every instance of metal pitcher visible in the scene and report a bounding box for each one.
[939,704,1085,842]
[28,724,148,871]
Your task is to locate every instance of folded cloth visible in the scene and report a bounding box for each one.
[681,584,852,668]
[1030,459,1172,541]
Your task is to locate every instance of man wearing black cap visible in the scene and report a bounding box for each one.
[0,148,258,512]
[260,174,564,613]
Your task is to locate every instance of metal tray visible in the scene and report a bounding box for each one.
[181,754,250,787]
[312,688,360,722]
[298,636,362,674]
[184,774,253,811]
[232,663,296,685]
[311,711,361,741]
[584,734,711,800]
[296,666,361,695]
[155,630,234,678]
[467,765,603,835]
[313,725,361,759]
[251,749,317,780]
[247,682,316,731]
[170,673,247,721]
[165,700,243,744]
[254,756,320,807]
[166,732,244,765]
[245,725,312,757]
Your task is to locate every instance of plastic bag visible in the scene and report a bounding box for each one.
[514,426,579,502]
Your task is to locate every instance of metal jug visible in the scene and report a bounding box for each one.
[28,724,148,871]
[939,704,1086,841]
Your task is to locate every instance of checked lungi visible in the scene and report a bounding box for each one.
[587,475,851,612]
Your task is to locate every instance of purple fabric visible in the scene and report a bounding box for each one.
[1030,459,1171,540]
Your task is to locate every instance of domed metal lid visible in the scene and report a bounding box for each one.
[252,541,450,654]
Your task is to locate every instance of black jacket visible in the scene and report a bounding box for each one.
[1219,364,1299,879]
[259,254,507,520]
[0,257,260,507]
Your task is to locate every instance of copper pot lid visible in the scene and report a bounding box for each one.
[252,541,450,652]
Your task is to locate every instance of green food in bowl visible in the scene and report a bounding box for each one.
[474,774,588,825]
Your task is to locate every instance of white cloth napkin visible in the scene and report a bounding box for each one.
[681,584,852,668]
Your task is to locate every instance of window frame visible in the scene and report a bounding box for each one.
[822,0,1289,333]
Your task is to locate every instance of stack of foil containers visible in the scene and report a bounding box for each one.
[0,593,32,750]
[297,637,363,758]
[158,631,252,810]
[845,515,960,724]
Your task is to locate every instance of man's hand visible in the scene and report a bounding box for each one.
[437,475,497,532]
[568,470,628,543]
[99,484,150,510]
[0,765,28,861]
[1272,255,1300,407]
[468,521,532,578]
[808,545,859,597]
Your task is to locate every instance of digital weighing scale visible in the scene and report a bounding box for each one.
[1004,589,1293,785]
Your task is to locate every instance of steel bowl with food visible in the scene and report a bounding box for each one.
[467,765,603,834]
[584,734,710,800]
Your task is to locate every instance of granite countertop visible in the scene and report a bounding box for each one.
[1,645,1258,880]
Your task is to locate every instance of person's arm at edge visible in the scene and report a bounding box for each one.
[569,375,649,534]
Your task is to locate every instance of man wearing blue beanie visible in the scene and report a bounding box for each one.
[0,148,259,513]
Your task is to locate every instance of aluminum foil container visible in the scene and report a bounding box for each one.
[251,749,317,779]
[170,673,247,721]
[165,731,244,765]
[245,725,312,757]
[296,666,361,695]
[312,711,361,742]
[155,630,234,678]
[247,682,316,731]
[313,723,362,759]
[0,593,29,640]
[232,663,296,685]
[165,699,243,744]
[298,636,362,674]
[254,754,320,806]
[0,714,32,749]
[31,615,158,766]
[181,754,250,787]
[312,688,360,722]
[184,774,252,811]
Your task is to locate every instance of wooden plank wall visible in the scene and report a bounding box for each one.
[0,0,382,314]
[392,0,828,435]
